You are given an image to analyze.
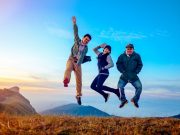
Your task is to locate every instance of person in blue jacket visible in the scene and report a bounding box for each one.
[91,43,120,102]
[117,44,143,108]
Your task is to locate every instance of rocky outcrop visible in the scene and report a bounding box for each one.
[0,87,37,115]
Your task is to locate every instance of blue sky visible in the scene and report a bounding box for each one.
[0,0,180,117]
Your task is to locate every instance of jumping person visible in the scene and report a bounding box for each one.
[63,16,92,105]
[91,43,118,102]
[117,44,143,108]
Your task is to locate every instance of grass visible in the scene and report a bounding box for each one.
[0,113,179,135]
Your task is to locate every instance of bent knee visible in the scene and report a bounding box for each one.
[90,84,96,90]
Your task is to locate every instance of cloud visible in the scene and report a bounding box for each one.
[29,75,47,81]
[105,79,180,98]
[98,28,170,42]
[98,28,147,41]
[144,85,180,92]
[140,80,180,98]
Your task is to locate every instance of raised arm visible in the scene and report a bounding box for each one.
[72,16,80,42]
[93,43,107,55]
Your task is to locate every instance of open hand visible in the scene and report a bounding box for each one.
[100,43,107,48]
[72,16,76,24]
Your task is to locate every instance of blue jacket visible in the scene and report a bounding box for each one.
[93,46,114,75]
[97,53,109,74]
[116,51,143,82]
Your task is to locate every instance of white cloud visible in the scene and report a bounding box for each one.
[98,28,169,42]
[99,28,147,41]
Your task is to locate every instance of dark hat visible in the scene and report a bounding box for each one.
[104,45,111,52]
[126,44,134,49]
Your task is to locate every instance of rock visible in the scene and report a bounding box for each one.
[0,87,37,115]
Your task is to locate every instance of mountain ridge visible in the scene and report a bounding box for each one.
[41,103,111,117]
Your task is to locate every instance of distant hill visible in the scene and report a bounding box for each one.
[171,114,180,119]
[41,103,111,117]
[0,86,37,115]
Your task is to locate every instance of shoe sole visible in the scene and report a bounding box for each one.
[119,101,128,108]
[131,99,139,108]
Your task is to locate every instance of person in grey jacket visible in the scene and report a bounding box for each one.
[91,43,115,102]
[63,16,91,105]
[117,44,143,108]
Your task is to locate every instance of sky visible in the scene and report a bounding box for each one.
[0,0,180,117]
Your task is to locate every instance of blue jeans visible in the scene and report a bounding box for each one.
[118,79,142,102]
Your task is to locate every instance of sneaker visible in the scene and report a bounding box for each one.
[131,99,139,108]
[63,78,69,87]
[104,93,110,102]
[76,96,81,105]
[119,100,128,108]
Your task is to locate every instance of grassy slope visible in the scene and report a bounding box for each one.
[0,114,179,135]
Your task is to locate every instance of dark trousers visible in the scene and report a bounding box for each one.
[91,74,108,97]
[102,86,120,98]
